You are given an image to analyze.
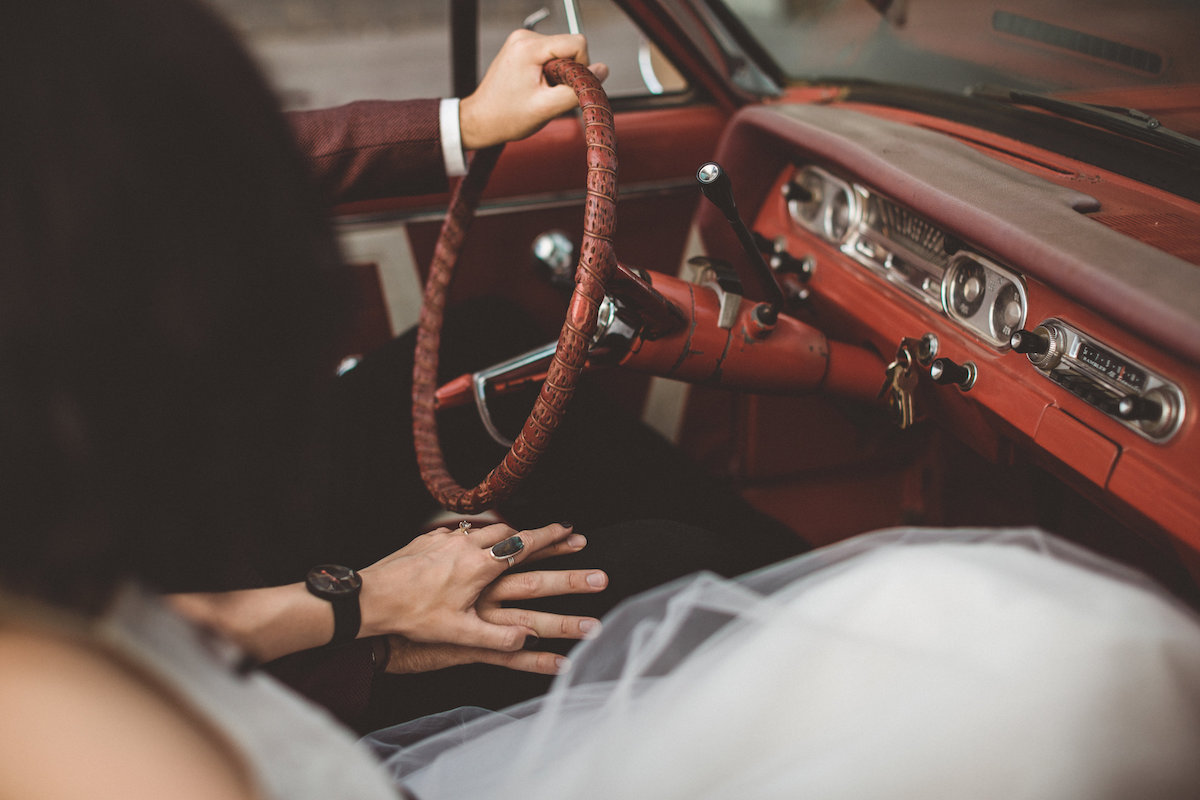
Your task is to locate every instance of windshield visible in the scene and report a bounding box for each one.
[720,0,1200,131]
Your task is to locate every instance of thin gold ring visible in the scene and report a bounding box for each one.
[458,520,472,535]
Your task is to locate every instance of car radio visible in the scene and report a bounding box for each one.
[1011,318,1186,442]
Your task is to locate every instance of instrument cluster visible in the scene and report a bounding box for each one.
[785,165,1027,349]
[781,163,1187,444]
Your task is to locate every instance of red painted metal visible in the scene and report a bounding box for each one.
[724,102,1200,564]
[618,271,883,401]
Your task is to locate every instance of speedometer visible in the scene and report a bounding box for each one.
[826,187,855,242]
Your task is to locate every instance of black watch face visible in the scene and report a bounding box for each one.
[307,564,362,596]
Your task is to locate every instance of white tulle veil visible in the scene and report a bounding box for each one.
[365,527,1200,799]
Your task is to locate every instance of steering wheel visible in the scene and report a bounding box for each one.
[412,58,617,513]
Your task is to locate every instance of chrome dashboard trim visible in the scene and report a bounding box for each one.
[785,165,1028,349]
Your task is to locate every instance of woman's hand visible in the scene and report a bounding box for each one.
[383,566,606,675]
[358,522,605,654]
[458,30,609,151]
[169,522,604,664]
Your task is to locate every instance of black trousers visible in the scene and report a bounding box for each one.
[299,299,807,729]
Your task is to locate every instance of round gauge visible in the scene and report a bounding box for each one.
[864,196,881,229]
[990,281,1025,342]
[787,169,824,226]
[825,186,856,242]
[945,257,988,319]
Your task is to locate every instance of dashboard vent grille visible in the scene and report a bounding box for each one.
[992,11,1163,74]
[1091,213,1200,266]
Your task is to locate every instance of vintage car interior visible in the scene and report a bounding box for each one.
[223,0,1200,602]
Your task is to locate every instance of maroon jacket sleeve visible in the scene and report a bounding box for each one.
[289,99,451,205]
[264,638,382,729]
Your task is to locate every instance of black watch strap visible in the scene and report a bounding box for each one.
[326,593,361,647]
[305,565,363,647]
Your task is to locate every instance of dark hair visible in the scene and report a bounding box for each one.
[0,0,348,610]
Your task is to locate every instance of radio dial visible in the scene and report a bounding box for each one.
[1012,324,1062,369]
[1118,394,1162,422]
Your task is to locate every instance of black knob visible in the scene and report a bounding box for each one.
[1010,329,1050,355]
[696,162,739,222]
[930,357,976,389]
[1117,395,1162,422]
[769,250,814,280]
[753,302,778,327]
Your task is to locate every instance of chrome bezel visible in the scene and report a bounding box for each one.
[786,164,1028,348]
[785,166,861,245]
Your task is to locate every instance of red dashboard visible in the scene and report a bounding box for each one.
[684,93,1200,587]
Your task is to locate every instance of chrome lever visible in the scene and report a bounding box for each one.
[563,0,582,34]
[471,341,558,447]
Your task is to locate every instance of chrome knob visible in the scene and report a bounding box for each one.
[531,230,576,289]
[930,357,977,390]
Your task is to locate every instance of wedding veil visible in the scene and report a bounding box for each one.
[366,527,1200,799]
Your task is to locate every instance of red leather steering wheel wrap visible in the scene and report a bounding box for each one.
[413,58,617,512]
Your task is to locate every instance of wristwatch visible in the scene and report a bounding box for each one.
[305,564,362,646]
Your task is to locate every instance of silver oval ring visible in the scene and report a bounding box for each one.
[490,535,525,565]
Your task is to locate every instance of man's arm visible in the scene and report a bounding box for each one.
[290,98,449,204]
[289,31,607,206]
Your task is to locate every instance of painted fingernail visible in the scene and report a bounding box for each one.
[585,570,606,588]
[560,521,574,529]
[567,534,587,549]
[523,633,540,648]
[579,619,601,637]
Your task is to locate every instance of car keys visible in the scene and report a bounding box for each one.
[879,341,920,429]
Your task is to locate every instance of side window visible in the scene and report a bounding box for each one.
[479,0,687,99]
[209,0,686,111]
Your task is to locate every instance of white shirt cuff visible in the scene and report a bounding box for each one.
[439,97,468,178]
